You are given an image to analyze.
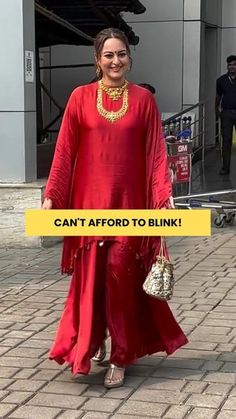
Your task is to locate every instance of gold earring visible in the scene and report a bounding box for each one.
[96,65,101,78]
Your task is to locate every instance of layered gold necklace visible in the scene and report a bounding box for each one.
[97,79,129,123]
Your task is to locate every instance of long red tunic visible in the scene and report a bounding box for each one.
[45,82,187,374]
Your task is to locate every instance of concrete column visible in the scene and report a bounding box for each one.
[183,0,201,107]
[183,21,201,106]
[0,0,36,183]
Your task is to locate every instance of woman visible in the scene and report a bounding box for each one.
[43,28,187,388]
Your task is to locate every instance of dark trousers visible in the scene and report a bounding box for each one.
[220,109,236,171]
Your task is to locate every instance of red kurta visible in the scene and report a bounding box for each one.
[45,82,187,374]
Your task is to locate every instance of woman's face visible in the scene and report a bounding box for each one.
[98,37,130,84]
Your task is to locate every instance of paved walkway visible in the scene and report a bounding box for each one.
[0,225,236,419]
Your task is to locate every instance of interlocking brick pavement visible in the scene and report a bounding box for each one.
[0,225,235,418]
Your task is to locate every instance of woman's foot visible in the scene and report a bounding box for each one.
[92,341,106,363]
[104,364,125,389]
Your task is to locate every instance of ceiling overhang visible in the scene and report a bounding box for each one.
[35,0,146,47]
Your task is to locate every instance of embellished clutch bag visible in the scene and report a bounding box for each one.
[142,238,174,301]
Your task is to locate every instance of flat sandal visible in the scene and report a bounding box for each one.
[104,364,125,389]
[92,341,106,363]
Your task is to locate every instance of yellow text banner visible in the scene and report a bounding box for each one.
[25,209,211,236]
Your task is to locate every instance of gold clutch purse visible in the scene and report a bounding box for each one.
[142,238,174,301]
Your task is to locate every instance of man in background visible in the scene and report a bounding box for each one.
[216,55,236,175]
[138,83,156,95]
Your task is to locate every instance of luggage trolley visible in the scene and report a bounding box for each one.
[164,115,236,228]
[174,190,236,228]
[166,138,236,229]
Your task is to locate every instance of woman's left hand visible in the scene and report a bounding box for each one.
[168,196,175,209]
[160,196,175,209]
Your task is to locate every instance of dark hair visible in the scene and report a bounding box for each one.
[227,55,236,63]
[138,83,156,95]
[94,27,131,79]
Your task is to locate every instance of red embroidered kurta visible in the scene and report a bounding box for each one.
[45,82,187,374]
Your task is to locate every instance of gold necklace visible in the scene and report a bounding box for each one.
[97,80,129,123]
[99,79,128,101]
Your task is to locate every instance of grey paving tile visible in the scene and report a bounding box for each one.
[9,405,61,419]
[151,367,204,381]
[6,347,47,358]
[30,369,60,381]
[203,372,236,384]
[57,411,84,419]
[117,400,168,417]
[217,411,236,419]
[11,369,36,379]
[2,391,33,404]
[0,356,42,368]
[105,386,133,399]
[0,403,17,417]
[205,383,233,395]
[40,381,88,395]
[222,397,236,410]
[83,385,107,398]
[82,397,122,412]
[130,388,187,404]
[182,381,207,394]
[8,379,47,392]
[163,405,191,418]
[186,407,218,418]
[141,377,185,391]
[82,413,110,419]
[0,366,20,378]
[20,339,52,349]
[0,378,14,389]
[185,393,226,408]
[161,358,204,370]
[27,393,86,409]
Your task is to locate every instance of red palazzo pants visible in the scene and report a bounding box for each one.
[49,240,188,375]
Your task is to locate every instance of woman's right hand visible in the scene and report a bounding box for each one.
[42,198,53,210]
